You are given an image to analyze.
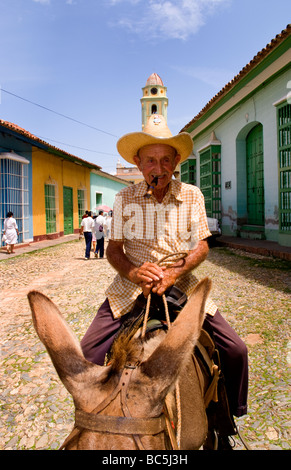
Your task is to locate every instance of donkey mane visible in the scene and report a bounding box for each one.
[108,321,162,373]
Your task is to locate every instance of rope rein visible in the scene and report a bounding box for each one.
[141,252,188,449]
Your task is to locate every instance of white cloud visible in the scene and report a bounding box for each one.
[108,0,141,4]
[149,0,203,40]
[32,0,51,4]
[108,0,231,41]
[32,0,76,5]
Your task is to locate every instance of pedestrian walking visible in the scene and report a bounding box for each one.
[92,214,97,253]
[80,211,94,259]
[3,212,19,254]
[105,211,112,239]
[94,210,105,258]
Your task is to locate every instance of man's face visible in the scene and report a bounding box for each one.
[133,144,181,190]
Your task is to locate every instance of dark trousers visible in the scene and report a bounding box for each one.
[84,232,92,258]
[203,311,248,417]
[81,299,248,418]
[95,236,104,258]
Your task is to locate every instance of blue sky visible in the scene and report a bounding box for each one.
[0,0,290,174]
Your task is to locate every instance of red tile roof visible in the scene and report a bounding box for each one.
[0,119,101,170]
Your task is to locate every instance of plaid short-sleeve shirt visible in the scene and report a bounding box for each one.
[105,179,218,318]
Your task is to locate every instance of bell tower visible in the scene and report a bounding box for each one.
[141,73,168,130]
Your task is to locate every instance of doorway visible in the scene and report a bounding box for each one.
[63,186,73,235]
[246,124,265,226]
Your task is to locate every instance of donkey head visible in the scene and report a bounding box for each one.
[28,278,211,450]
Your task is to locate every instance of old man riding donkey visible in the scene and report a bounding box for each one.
[29,115,248,450]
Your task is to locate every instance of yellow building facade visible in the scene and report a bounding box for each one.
[0,119,130,246]
[32,147,92,240]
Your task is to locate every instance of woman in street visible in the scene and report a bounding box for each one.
[3,212,19,254]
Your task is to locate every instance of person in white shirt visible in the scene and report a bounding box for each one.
[94,210,105,258]
[3,211,19,254]
[80,211,95,259]
[104,211,112,239]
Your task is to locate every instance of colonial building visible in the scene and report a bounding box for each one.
[90,167,132,210]
[0,119,130,245]
[115,159,143,184]
[180,24,291,248]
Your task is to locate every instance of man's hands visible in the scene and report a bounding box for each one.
[130,262,175,297]
[106,239,209,298]
[131,262,183,297]
[151,266,179,296]
[106,241,175,297]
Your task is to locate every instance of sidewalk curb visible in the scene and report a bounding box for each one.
[216,236,291,262]
[0,234,80,260]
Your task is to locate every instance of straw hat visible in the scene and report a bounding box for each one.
[117,114,193,164]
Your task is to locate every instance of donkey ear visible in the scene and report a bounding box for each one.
[140,278,211,400]
[28,291,101,396]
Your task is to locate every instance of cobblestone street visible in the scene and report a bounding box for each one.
[0,239,290,450]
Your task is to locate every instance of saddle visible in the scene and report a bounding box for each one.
[107,286,237,443]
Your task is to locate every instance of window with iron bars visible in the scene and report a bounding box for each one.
[199,146,221,221]
[277,102,291,232]
[180,159,196,185]
[78,188,87,226]
[45,183,58,234]
[0,155,29,245]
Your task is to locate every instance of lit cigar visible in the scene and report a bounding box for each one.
[145,176,159,199]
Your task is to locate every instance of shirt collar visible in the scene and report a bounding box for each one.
[134,179,183,202]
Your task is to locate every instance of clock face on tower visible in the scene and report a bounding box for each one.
[150,87,158,95]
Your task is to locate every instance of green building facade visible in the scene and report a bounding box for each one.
[180,25,291,247]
